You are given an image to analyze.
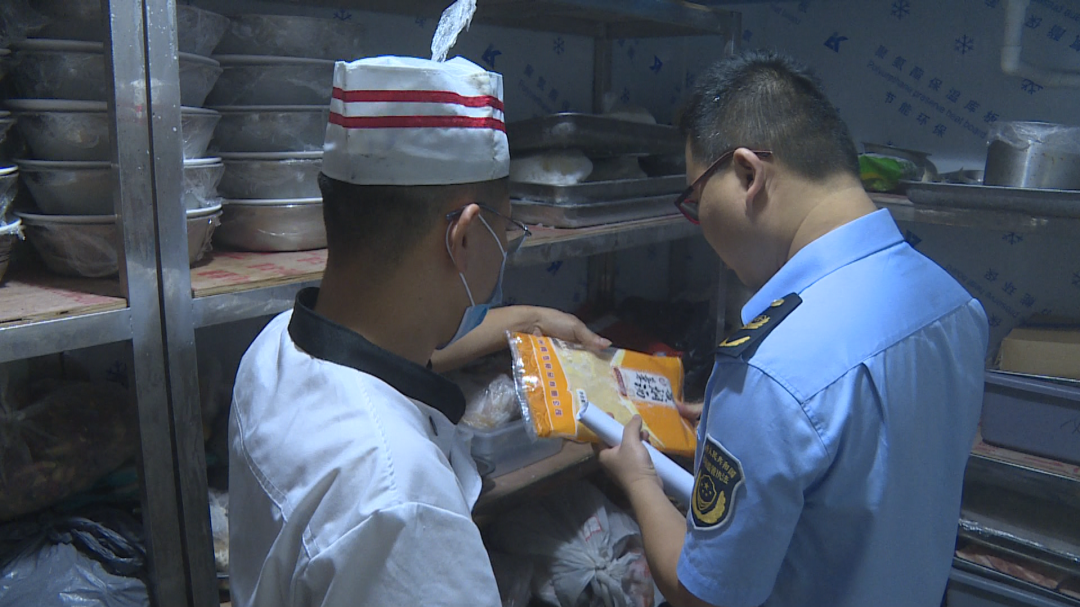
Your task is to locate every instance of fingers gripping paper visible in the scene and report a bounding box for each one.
[431,0,477,62]
[509,332,697,458]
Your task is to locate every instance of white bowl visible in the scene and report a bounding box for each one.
[217,151,322,199]
[206,55,335,106]
[7,100,221,160]
[209,105,328,153]
[12,40,221,105]
[214,14,365,60]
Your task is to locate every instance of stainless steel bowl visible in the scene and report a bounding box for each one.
[206,55,335,106]
[217,152,322,199]
[16,205,221,277]
[215,198,326,252]
[984,121,1080,190]
[183,158,225,210]
[0,166,18,218]
[7,101,221,161]
[214,14,366,60]
[18,158,225,214]
[0,220,23,283]
[12,40,221,105]
[28,0,228,55]
[210,105,329,153]
[17,159,113,214]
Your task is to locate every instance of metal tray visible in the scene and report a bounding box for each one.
[510,175,683,205]
[507,113,683,157]
[512,196,679,228]
[903,181,1080,218]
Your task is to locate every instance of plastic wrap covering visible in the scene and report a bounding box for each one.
[0,0,49,46]
[11,42,107,101]
[210,106,329,153]
[182,160,224,210]
[180,109,220,160]
[492,481,657,607]
[207,489,229,573]
[214,14,366,61]
[0,220,24,282]
[0,510,149,607]
[10,101,110,161]
[0,375,136,521]
[178,53,222,107]
[215,200,326,252]
[0,168,17,218]
[206,56,336,106]
[187,209,221,265]
[509,332,696,457]
[18,215,118,277]
[175,5,229,57]
[510,150,593,186]
[989,121,1080,155]
[17,160,113,215]
[217,153,322,199]
[447,355,521,430]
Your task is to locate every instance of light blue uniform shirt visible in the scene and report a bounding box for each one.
[677,210,988,607]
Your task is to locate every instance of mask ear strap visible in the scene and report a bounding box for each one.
[477,215,507,257]
[445,220,478,306]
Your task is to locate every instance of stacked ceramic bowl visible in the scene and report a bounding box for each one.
[8,3,229,276]
[0,42,23,283]
[205,14,364,252]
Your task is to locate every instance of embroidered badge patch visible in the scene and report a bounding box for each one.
[691,435,745,529]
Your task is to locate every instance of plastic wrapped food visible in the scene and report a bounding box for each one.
[509,332,696,458]
[208,489,229,573]
[509,150,593,186]
[0,375,136,521]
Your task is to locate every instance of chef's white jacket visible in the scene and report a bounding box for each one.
[228,288,501,607]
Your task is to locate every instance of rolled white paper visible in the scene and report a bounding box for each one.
[577,400,694,505]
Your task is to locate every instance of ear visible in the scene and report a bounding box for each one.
[731,148,767,209]
[445,203,481,273]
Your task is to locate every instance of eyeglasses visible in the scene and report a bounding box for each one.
[446,203,532,254]
[673,149,773,224]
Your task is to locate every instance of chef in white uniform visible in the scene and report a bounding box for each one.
[227,55,606,607]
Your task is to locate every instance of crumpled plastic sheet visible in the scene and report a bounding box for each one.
[0,171,17,218]
[180,110,220,160]
[205,62,335,106]
[215,14,366,61]
[218,157,322,199]
[988,121,1080,155]
[12,49,107,101]
[182,163,224,210]
[176,5,229,57]
[210,108,329,154]
[431,0,476,62]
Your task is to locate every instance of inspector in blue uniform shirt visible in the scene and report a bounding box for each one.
[678,209,988,607]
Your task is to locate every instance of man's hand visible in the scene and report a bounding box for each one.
[518,306,611,352]
[677,401,704,425]
[597,416,662,494]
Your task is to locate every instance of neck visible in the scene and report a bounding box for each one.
[314,261,448,366]
[784,176,877,262]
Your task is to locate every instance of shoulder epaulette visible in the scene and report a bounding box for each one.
[716,293,802,360]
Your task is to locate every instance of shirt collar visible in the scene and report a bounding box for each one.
[287,287,466,424]
[743,209,904,324]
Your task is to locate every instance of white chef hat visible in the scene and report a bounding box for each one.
[321,56,510,186]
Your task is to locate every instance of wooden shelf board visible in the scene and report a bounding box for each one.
[191,250,328,298]
[0,269,125,328]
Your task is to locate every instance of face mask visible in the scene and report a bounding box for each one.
[441,215,507,348]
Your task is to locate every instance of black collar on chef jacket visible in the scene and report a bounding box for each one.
[287,287,466,424]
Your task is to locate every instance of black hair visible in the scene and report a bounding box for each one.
[318,173,508,269]
[677,49,860,181]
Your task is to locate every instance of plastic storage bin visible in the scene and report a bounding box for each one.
[469,418,564,478]
[981,371,1080,466]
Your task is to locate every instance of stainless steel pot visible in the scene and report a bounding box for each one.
[984,121,1080,190]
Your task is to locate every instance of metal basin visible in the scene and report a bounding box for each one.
[984,121,1080,190]
[7,100,221,160]
[217,151,322,199]
[0,219,23,283]
[210,105,328,153]
[12,39,221,105]
[28,0,228,55]
[214,14,366,60]
[215,198,325,252]
[17,158,225,215]
[206,55,335,106]
[16,205,221,277]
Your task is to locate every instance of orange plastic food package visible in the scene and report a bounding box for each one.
[509,332,697,458]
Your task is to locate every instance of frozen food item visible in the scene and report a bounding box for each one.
[457,373,519,430]
[509,332,696,458]
[509,150,593,186]
[585,156,648,182]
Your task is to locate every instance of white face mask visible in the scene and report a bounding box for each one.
[440,214,506,348]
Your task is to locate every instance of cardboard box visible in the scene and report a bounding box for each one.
[998,327,1080,380]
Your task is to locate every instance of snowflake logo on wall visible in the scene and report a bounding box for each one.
[955,35,974,54]
[891,0,910,19]
[1072,271,1080,287]
[1021,78,1043,94]
[553,37,565,55]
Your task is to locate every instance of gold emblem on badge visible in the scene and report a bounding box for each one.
[693,475,726,525]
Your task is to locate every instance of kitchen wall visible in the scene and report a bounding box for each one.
[191,0,1080,353]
